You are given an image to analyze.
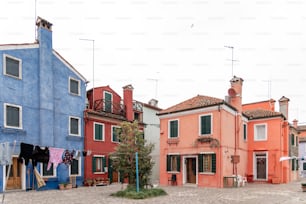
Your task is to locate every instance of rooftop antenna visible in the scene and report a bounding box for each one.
[147,77,159,99]
[224,46,238,77]
[34,0,37,40]
[263,80,272,99]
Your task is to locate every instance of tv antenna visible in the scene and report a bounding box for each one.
[263,80,272,99]
[147,78,159,99]
[224,46,238,77]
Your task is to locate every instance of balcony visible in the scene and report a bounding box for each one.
[93,99,126,116]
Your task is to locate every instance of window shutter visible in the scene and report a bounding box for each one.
[102,157,107,172]
[303,162,306,171]
[211,154,216,173]
[201,116,211,134]
[291,134,295,146]
[198,154,203,172]
[176,155,181,172]
[170,121,178,138]
[243,124,247,140]
[166,155,171,171]
[92,157,96,173]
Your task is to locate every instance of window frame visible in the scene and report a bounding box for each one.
[254,123,267,141]
[243,123,247,141]
[92,155,106,174]
[93,122,104,141]
[69,77,80,96]
[103,91,113,112]
[4,103,22,129]
[168,119,179,138]
[198,152,216,174]
[3,54,22,79]
[111,125,121,143]
[199,114,213,136]
[40,163,56,178]
[69,158,81,176]
[69,116,81,136]
[166,154,181,172]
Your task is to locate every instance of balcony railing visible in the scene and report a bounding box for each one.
[93,99,126,116]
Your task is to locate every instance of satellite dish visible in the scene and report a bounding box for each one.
[228,88,237,97]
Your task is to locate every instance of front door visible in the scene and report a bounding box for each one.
[255,152,267,180]
[186,158,196,184]
[5,157,22,190]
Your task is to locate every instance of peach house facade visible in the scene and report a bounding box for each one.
[158,76,298,188]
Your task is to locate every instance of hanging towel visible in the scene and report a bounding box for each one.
[62,150,75,165]
[18,143,34,166]
[0,142,12,166]
[32,146,50,167]
[47,147,65,170]
[33,167,46,188]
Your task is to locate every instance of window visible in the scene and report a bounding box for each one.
[94,122,104,141]
[3,54,22,79]
[112,126,121,142]
[69,77,80,95]
[198,153,216,173]
[296,136,298,147]
[41,163,56,178]
[243,123,247,141]
[104,91,112,112]
[254,124,267,141]
[291,134,295,146]
[69,116,80,136]
[70,159,81,176]
[92,156,106,173]
[303,162,306,171]
[4,103,22,129]
[169,120,178,138]
[166,155,180,172]
[200,115,212,135]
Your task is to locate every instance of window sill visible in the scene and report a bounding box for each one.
[94,172,106,174]
[167,138,179,144]
[167,171,179,174]
[66,135,83,141]
[1,127,27,135]
[199,172,215,175]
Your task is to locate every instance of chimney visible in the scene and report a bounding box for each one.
[123,84,134,121]
[227,76,244,113]
[293,119,298,128]
[278,96,290,120]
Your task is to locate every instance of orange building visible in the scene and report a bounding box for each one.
[158,76,298,187]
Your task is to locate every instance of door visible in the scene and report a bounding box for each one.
[5,157,22,190]
[255,153,267,180]
[104,92,112,113]
[186,158,196,184]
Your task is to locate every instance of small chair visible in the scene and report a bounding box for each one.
[168,174,177,186]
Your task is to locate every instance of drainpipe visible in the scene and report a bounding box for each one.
[218,104,222,187]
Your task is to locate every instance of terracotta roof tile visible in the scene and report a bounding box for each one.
[243,108,283,119]
[158,95,224,115]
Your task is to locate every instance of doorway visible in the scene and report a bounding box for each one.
[254,152,268,180]
[184,157,197,184]
[5,157,22,190]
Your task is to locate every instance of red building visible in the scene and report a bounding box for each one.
[84,84,144,184]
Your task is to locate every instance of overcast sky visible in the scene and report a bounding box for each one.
[1,0,306,123]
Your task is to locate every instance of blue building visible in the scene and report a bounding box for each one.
[0,17,87,191]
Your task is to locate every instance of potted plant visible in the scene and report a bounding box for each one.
[58,182,72,190]
[301,183,306,192]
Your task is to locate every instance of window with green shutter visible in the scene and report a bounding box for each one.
[166,155,180,172]
[243,124,247,141]
[198,153,216,173]
[291,134,295,146]
[303,162,306,171]
[169,120,178,138]
[112,126,121,142]
[200,115,211,135]
[94,123,104,141]
[92,156,106,173]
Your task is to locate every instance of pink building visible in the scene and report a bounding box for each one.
[158,76,297,187]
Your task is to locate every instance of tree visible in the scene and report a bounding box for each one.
[110,121,154,188]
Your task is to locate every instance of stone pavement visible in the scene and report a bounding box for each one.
[1,180,306,204]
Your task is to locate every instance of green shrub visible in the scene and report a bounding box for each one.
[111,187,167,199]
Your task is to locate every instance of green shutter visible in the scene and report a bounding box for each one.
[166,155,171,171]
[211,154,216,173]
[292,159,296,171]
[170,120,178,138]
[102,157,107,172]
[198,154,203,172]
[243,124,247,140]
[291,134,295,146]
[95,124,102,140]
[92,157,96,173]
[176,155,181,172]
[201,115,211,134]
[112,127,117,142]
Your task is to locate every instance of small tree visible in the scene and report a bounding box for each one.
[110,121,154,188]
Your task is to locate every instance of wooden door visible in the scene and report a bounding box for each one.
[6,157,22,190]
[186,158,196,184]
[112,171,119,183]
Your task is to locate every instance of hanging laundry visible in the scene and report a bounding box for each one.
[82,151,87,157]
[18,143,34,166]
[87,150,92,156]
[62,149,75,165]
[0,142,12,166]
[73,150,81,160]
[33,167,46,188]
[32,146,49,167]
[47,147,64,170]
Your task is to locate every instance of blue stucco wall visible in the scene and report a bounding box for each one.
[0,25,86,191]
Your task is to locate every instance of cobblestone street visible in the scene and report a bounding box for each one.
[2,180,306,204]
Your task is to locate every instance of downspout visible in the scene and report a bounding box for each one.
[218,104,222,187]
[234,111,237,175]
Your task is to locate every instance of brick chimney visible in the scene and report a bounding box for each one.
[279,96,290,120]
[123,84,134,121]
[228,76,244,113]
[293,119,298,128]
